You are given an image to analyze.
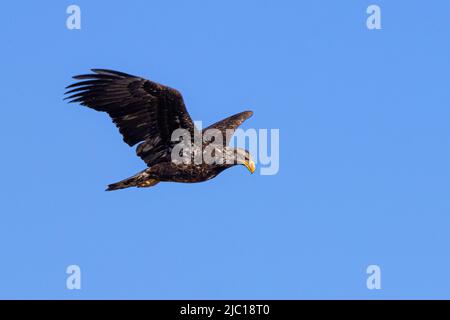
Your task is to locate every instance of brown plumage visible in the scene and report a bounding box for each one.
[65,69,255,190]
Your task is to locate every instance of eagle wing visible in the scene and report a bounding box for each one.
[65,69,195,166]
[203,111,253,145]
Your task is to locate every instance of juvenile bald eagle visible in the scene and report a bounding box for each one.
[65,69,255,191]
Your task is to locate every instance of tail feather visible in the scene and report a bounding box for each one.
[106,177,138,191]
[105,172,159,191]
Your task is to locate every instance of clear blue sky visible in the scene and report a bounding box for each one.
[1,0,450,299]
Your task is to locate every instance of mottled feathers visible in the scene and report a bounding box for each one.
[65,69,254,190]
[65,69,194,166]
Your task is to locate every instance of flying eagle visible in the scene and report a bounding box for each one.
[65,69,255,191]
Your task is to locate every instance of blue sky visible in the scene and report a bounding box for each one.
[1,0,450,299]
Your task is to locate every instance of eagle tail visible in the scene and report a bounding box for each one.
[106,173,159,191]
[105,179,135,191]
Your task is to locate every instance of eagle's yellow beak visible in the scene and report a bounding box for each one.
[244,159,256,174]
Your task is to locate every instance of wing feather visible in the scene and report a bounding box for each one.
[203,111,253,145]
[65,69,195,166]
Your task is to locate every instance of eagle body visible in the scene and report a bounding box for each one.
[107,162,229,191]
[65,69,255,191]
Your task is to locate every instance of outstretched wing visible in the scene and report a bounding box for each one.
[203,111,253,145]
[65,69,195,166]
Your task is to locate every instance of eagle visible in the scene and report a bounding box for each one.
[65,69,255,191]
